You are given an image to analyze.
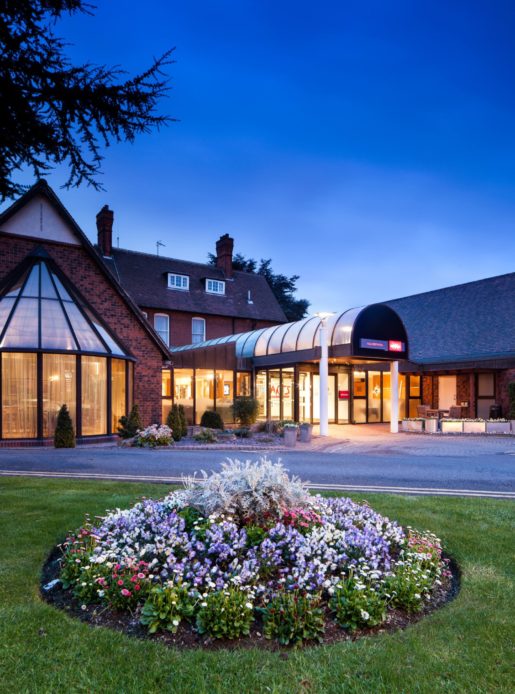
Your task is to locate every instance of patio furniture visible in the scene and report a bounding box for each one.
[417,405,429,417]
[448,406,463,418]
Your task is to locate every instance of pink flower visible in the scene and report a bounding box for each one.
[117,579,124,586]
[134,584,141,591]
[137,572,145,579]
[121,588,131,597]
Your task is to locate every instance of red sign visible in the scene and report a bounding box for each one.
[338,390,350,400]
[388,340,404,352]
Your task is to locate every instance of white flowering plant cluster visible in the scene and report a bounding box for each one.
[58,459,451,645]
[134,424,173,448]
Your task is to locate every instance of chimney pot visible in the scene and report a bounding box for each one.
[215,234,234,278]
[96,205,114,257]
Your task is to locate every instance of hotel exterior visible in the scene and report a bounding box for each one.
[0,181,514,444]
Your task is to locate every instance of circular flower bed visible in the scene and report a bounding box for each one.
[45,458,456,647]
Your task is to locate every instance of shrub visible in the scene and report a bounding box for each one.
[140,584,195,634]
[54,404,75,448]
[182,457,311,523]
[232,396,259,427]
[177,404,188,436]
[196,589,254,639]
[509,382,515,419]
[233,427,251,438]
[166,404,183,441]
[200,410,224,430]
[118,404,142,439]
[262,591,325,646]
[330,576,387,631]
[134,424,173,447]
[193,428,218,444]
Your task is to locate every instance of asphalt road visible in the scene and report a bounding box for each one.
[1,445,514,499]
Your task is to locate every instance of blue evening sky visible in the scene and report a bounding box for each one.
[10,1,515,312]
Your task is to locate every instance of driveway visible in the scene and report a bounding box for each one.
[1,430,514,499]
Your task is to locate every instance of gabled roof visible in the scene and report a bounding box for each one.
[0,181,170,359]
[102,248,287,323]
[387,272,515,364]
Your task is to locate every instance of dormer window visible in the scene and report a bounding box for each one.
[206,278,225,295]
[167,273,189,290]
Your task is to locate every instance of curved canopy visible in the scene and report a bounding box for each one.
[0,257,128,356]
[171,304,408,362]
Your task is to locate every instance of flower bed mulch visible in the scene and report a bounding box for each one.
[40,546,459,651]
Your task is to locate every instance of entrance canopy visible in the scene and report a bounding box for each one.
[171,304,408,369]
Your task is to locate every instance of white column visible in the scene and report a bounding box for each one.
[390,360,399,433]
[319,320,329,436]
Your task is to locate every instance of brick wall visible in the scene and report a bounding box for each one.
[142,307,278,347]
[0,234,165,427]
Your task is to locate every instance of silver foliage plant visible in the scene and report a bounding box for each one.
[178,457,312,523]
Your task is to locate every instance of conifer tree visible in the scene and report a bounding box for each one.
[54,403,75,448]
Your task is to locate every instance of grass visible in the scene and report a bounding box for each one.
[0,477,513,694]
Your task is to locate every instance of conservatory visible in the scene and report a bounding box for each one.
[165,303,418,430]
[0,249,133,441]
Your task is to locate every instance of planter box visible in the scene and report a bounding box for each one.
[441,420,463,434]
[299,423,313,443]
[283,428,298,447]
[401,420,424,432]
[511,421,515,434]
[486,421,511,434]
[424,418,438,433]
[463,421,486,434]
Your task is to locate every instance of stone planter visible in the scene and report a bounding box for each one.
[283,427,298,447]
[423,418,438,433]
[486,421,511,434]
[299,423,313,443]
[401,420,424,432]
[463,421,486,434]
[441,420,463,434]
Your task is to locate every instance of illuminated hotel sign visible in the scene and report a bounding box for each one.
[360,338,405,352]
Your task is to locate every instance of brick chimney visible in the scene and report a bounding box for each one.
[215,234,234,278]
[96,205,114,257]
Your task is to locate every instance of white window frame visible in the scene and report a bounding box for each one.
[191,317,206,344]
[206,278,225,295]
[167,273,189,291]
[154,313,170,346]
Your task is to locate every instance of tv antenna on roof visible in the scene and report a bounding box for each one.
[156,241,165,256]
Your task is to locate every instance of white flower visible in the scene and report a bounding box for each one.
[201,601,207,607]
[172,619,179,626]
[245,602,253,610]
[360,610,370,621]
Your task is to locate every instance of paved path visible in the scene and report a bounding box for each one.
[1,434,514,499]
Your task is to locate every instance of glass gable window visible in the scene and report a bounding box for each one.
[192,317,206,344]
[154,314,170,346]
[168,273,189,290]
[206,279,225,295]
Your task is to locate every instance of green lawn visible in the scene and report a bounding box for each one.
[0,477,513,694]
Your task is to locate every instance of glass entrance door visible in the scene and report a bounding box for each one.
[313,374,336,422]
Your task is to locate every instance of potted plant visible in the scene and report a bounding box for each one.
[283,423,298,447]
[401,418,425,432]
[486,419,511,434]
[462,419,486,434]
[299,422,313,442]
[424,417,438,433]
[440,419,463,434]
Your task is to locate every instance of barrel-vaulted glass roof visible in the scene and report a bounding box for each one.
[170,308,366,358]
[0,258,127,355]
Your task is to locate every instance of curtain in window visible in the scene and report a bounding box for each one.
[43,354,76,436]
[2,353,37,438]
[111,359,126,433]
[81,356,107,435]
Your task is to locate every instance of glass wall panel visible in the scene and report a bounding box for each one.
[255,370,267,418]
[236,372,251,396]
[299,372,311,422]
[111,359,126,433]
[2,353,37,438]
[2,298,39,347]
[64,303,105,353]
[216,370,234,424]
[368,371,381,422]
[41,299,76,350]
[195,369,215,424]
[313,375,336,422]
[269,369,281,420]
[81,356,107,435]
[162,369,171,396]
[383,373,406,422]
[162,398,172,424]
[282,368,294,420]
[43,354,76,437]
[337,372,349,422]
[174,368,193,425]
[353,399,367,424]
[353,371,366,397]
[409,374,421,398]
[478,373,495,397]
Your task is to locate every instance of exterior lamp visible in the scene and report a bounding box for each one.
[315,312,335,436]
